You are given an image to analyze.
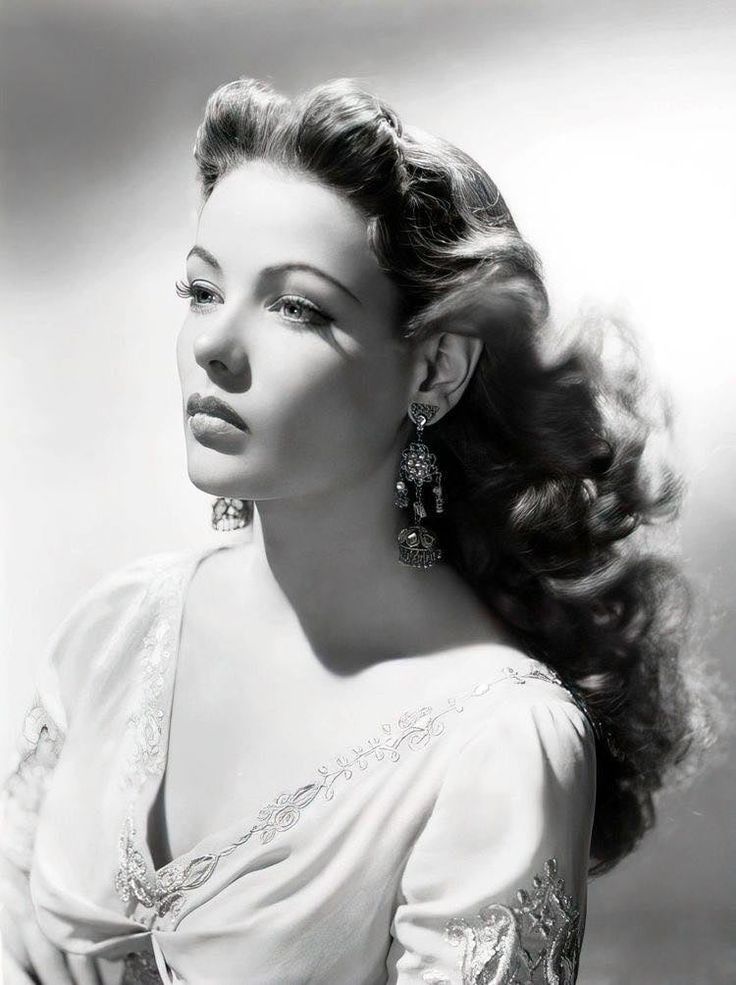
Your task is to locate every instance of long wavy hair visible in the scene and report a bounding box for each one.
[192,77,709,874]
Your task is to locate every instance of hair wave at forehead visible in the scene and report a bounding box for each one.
[194,77,534,328]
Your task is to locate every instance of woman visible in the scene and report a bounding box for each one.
[0,77,700,984]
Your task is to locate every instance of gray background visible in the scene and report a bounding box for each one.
[1,2,734,982]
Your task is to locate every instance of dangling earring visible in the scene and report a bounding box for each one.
[211,497,251,532]
[394,401,445,569]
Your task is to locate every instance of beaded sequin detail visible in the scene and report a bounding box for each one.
[112,564,567,926]
[421,858,581,985]
[0,696,65,872]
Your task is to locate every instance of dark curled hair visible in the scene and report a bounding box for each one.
[193,77,712,874]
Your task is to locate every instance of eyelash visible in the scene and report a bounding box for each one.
[175,280,220,309]
[268,294,333,327]
[174,280,333,328]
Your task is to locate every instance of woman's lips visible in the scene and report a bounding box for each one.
[186,392,247,431]
[187,413,249,450]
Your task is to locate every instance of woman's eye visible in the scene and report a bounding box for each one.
[269,295,332,327]
[175,279,222,310]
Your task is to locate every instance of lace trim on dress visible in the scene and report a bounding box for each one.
[0,697,65,873]
[113,593,570,927]
[420,858,582,985]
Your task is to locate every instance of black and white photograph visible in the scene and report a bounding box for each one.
[0,2,733,983]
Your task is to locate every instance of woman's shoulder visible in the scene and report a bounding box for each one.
[443,652,597,773]
[66,540,226,614]
[49,549,176,644]
[420,657,597,864]
[84,542,208,591]
[38,544,222,717]
[63,547,180,604]
[434,641,588,714]
[56,540,240,656]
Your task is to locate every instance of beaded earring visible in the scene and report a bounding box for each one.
[394,402,444,569]
[211,497,251,531]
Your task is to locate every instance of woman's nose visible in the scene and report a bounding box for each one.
[192,315,250,383]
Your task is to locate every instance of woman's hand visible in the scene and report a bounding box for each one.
[0,858,101,985]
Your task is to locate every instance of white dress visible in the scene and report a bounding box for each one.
[0,542,596,984]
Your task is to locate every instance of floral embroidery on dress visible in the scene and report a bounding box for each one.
[421,858,582,985]
[119,567,183,794]
[0,696,65,872]
[114,697,463,921]
[112,562,569,926]
[114,561,194,925]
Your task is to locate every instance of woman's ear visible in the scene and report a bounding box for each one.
[411,331,484,419]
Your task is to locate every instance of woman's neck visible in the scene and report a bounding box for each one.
[233,468,499,672]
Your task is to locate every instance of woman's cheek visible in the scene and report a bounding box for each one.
[264,360,369,474]
[259,337,351,415]
[175,328,188,382]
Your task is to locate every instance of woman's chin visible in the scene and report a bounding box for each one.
[185,460,254,499]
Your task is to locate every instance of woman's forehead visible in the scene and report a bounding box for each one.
[197,162,373,275]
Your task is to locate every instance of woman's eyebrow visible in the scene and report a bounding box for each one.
[185,250,362,306]
[259,263,362,306]
[186,245,222,272]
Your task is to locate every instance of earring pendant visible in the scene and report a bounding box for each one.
[394,402,444,569]
[432,474,444,514]
[394,480,409,509]
[211,497,250,531]
[397,524,442,568]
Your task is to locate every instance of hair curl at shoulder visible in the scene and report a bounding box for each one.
[192,76,715,874]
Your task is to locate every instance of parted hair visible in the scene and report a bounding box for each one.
[192,77,710,874]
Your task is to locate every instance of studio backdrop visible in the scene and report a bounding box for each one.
[1,2,734,982]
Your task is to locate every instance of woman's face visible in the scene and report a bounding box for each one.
[176,160,413,502]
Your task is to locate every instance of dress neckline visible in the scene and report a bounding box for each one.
[115,542,582,924]
[143,540,237,874]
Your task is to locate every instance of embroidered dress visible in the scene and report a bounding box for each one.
[0,543,595,985]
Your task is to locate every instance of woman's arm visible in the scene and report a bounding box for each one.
[0,553,166,985]
[0,650,80,983]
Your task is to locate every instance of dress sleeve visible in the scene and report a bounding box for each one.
[385,686,596,985]
[0,553,166,914]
